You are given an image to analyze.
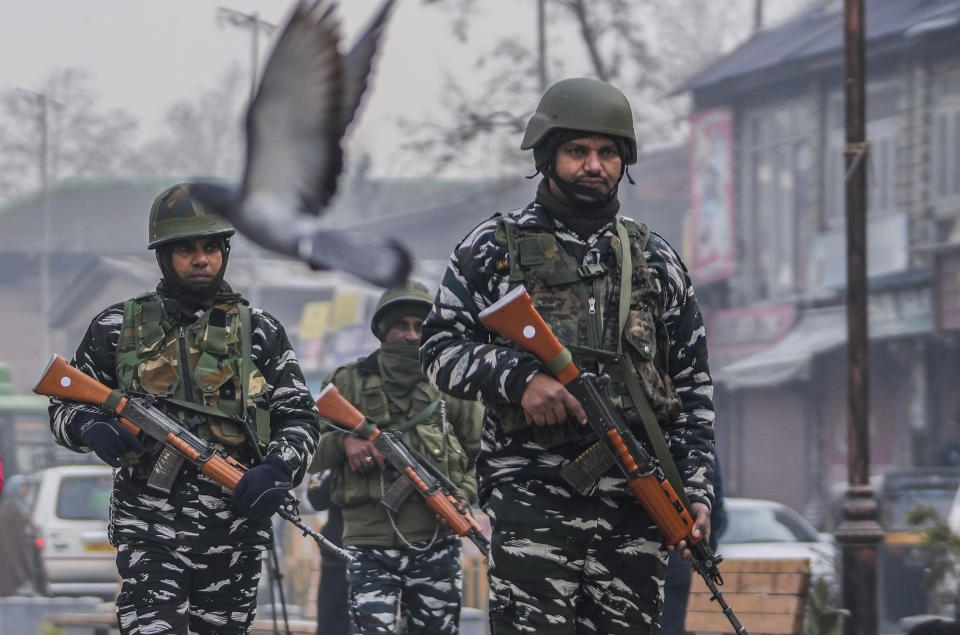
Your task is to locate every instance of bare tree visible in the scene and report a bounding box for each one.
[0,68,139,203]
[409,0,810,174]
[133,64,247,181]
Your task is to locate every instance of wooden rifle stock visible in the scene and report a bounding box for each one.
[34,355,354,562]
[315,383,488,550]
[479,287,746,633]
[35,355,245,488]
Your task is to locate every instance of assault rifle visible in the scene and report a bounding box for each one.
[315,384,490,556]
[478,286,747,634]
[34,355,353,563]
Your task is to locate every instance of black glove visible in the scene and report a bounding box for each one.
[232,454,293,518]
[74,414,145,468]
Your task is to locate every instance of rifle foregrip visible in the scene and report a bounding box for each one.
[403,468,475,537]
[424,492,473,536]
[200,454,245,491]
[627,473,698,546]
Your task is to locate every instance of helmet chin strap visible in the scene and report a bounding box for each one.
[541,162,625,210]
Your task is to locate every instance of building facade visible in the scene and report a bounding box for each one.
[677,0,960,521]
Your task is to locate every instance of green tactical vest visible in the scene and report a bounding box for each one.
[492,216,682,445]
[330,361,471,508]
[115,292,271,455]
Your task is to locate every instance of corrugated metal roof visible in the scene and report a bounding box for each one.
[676,0,960,94]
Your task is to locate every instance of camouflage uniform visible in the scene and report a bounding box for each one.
[312,351,483,634]
[421,203,715,634]
[50,295,318,633]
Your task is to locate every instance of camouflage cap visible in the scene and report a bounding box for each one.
[148,183,235,249]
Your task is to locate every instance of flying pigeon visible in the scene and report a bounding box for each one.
[191,0,411,288]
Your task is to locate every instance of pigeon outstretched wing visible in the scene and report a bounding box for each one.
[192,0,410,288]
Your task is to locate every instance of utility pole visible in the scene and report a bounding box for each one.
[754,0,764,32]
[217,7,276,307]
[537,0,548,91]
[836,1,883,633]
[19,90,61,364]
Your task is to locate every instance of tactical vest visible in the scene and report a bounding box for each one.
[332,363,470,507]
[492,216,681,445]
[115,292,271,457]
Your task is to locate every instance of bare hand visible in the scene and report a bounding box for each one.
[669,502,711,561]
[438,492,469,528]
[342,435,384,473]
[520,372,588,427]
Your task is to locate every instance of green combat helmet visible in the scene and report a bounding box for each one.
[371,280,434,340]
[521,76,638,167]
[148,183,235,249]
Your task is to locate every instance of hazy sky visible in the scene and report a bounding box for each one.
[1,1,809,178]
[0,0,521,177]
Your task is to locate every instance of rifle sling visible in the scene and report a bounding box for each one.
[395,396,441,433]
[616,350,692,511]
[613,220,692,511]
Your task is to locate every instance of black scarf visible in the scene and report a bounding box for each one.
[536,179,620,240]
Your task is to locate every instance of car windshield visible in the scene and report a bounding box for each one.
[722,505,820,544]
[56,474,113,521]
[881,486,957,531]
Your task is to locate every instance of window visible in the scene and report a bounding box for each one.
[56,475,113,521]
[824,82,902,226]
[933,66,960,207]
[743,102,815,300]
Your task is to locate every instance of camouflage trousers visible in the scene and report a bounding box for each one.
[345,536,462,634]
[485,480,668,635]
[115,540,263,634]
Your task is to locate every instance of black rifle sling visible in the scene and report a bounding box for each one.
[614,221,693,511]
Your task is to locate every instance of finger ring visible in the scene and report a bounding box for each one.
[365,457,373,462]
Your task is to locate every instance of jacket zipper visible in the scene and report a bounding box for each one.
[587,278,603,348]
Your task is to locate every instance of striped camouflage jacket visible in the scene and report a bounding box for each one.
[49,295,319,552]
[420,202,716,509]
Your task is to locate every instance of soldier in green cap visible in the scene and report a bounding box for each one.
[48,183,320,634]
[310,280,483,634]
[420,77,716,634]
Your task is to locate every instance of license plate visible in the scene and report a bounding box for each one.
[85,541,116,552]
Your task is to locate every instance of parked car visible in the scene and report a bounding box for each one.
[876,467,960,622]
[717,497,838,589]
[25,464,119,598]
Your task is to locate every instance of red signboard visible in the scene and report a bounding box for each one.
[689,108,736,283]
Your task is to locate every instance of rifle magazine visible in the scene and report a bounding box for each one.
[381,475,416,512]
[560,440,616,495]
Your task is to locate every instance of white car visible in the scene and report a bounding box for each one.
[717,497,838,589]
[26,464,119,598]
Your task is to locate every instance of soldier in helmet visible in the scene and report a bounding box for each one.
[310,280,482,634]
[420,77,716,634]
[48,183,320,634]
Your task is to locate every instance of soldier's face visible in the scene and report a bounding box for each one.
[384,315,423,343]
[550,135,622,202]
[170,237,224,286]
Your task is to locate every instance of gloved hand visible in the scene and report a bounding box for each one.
[75,415,144,468]
[232,454,293,518]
